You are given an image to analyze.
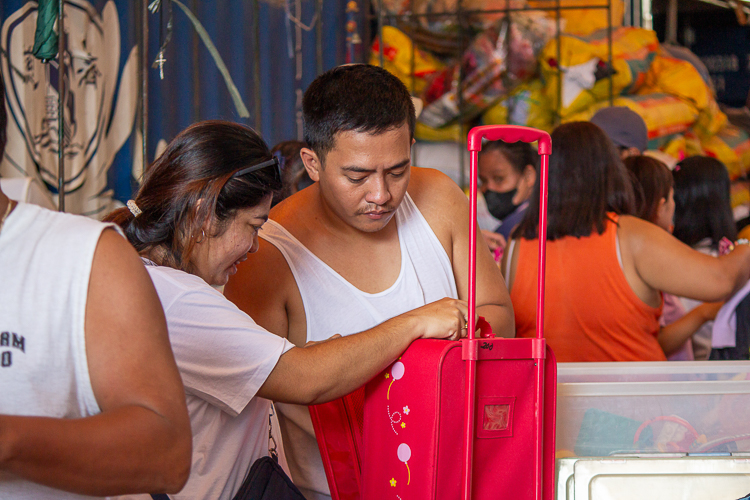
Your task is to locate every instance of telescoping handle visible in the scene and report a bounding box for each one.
[466,125,551,340]
[462,125,551,500]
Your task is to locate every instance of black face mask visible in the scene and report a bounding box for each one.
[484,188,520,221]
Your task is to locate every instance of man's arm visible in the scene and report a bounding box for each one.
[0,229,192,496]
[410,167,515,337]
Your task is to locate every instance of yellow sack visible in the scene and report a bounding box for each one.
[700,124,750,180]
[639,51,727,141]
[370,26,444,95]
[564,93,698,146]
[659,133,705,162]
[661,135,688,162]
[730,181,750,210]
[528,0,624,37]
[540,27,659,118]
[481,79,554,131]
[414,122,467,142]
[641,52,711,110]
[693,99,728,141]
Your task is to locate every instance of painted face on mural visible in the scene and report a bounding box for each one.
[1,0,137,215]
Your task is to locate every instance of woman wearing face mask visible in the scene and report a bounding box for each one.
[477,140,538,254]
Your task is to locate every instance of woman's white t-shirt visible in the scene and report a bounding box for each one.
[118,263,294,500]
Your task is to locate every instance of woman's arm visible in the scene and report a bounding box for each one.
[257,297,471,405]
[620,215,750,302]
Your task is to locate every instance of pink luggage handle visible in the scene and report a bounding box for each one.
[466,125,551,339]
[463,125,551,500]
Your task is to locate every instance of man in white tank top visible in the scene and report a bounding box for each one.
[0,79,192,498]
[225,65,514,499]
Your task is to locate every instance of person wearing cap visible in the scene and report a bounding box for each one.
[590,106,649,159]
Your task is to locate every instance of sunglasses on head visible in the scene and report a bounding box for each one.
[232,156,282,183]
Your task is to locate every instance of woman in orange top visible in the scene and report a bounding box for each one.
[503,122,750,362]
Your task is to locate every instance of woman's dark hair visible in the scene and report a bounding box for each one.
[303,64,415,163]
[481,140,539,175]
[270,140,312,206]
[672,155,736,249]
[104,120,281,271]
[515,121,636,241]
[624,155,673,224]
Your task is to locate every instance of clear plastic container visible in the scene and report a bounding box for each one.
[556,361,750,457]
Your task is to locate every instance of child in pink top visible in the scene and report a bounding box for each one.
[625,155,723,360]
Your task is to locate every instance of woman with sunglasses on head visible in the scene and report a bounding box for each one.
[105,121,471,500]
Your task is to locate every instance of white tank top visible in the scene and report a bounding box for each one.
[260,192,457,498]
[0,203,112,499]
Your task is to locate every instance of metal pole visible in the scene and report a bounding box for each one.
[377,0,384,67]
[504,0,512,123]
[608,0,613,105]
[141,0,149,171]
[666,0,677,44]
[57,0,65,212]
[409,0,416,94]
[457,0,466,190]
[295,0,303,139]
[191,0,200,121]
[555,0,561,126]
[252,0,262,132]
[316,0,323,73]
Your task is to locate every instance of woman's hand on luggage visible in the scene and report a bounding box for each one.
[404,298,476,341]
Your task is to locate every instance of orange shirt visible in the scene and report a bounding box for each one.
[511,214,666,362]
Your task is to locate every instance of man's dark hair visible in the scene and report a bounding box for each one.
[515,121,636,241]
[105,121,281,271]
[672,155,736,249]
[302,64,415,163]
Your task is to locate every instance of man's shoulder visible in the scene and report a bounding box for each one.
[268,187,318,232]
[408,166,468,221]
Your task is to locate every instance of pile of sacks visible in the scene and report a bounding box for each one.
[542,28,749,183]
[369,4,750,185]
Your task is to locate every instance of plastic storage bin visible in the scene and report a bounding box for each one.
[556,361,750,457]
[556,456,750,500]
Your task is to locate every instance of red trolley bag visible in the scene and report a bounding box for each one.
[309,124,556,500]
[360,125,557,500]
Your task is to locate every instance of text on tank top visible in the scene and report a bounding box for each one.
[0,203,112,499]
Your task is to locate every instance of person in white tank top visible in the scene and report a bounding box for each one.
[224,64,515,499]
[0,77,192,498]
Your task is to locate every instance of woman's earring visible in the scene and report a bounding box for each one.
[196,229,206,243]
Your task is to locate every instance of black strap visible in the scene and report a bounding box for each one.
[148,407,280,500]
